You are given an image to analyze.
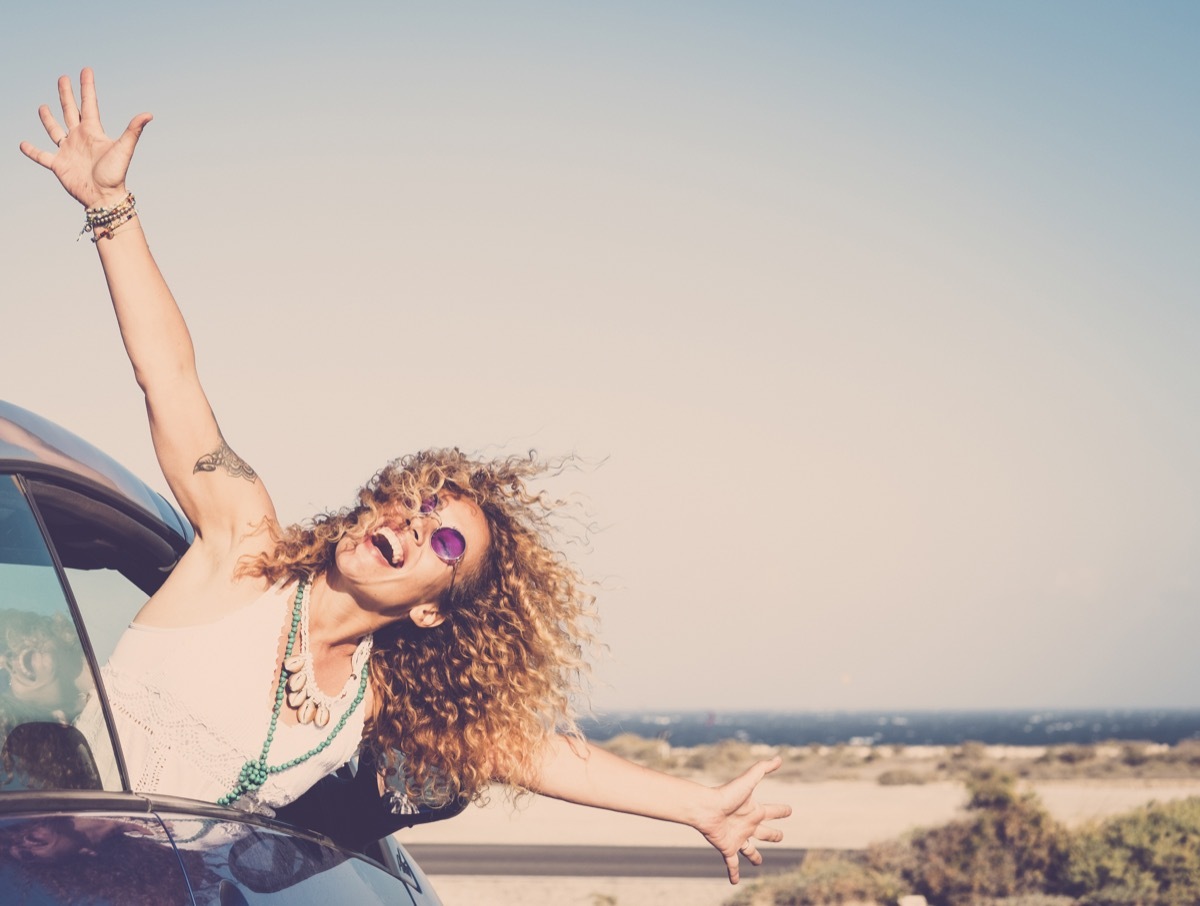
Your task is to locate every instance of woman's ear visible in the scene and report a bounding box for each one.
[408,602,445,629]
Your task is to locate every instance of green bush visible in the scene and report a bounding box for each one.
[877,769,927,786]
[901,771,1070,905]
[954,741,990,763]
[595,733,672,769]
[1158,740,1200,768]
[724,851,905,906]
[1053,745,1097,766]
[1119,743,1151,767]
[1062,796,1200,906]
[965,768,1022,810]
[684,738,757,775]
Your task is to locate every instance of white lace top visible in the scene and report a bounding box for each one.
[85,581,368,814]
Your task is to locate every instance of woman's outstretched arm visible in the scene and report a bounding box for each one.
[512,736,791,884]
[20,69,274,548]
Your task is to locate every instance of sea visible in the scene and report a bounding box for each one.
[581,710,1200,748]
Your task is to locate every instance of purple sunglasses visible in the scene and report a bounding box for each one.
[419,495,467,581]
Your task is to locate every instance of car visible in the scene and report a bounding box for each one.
[0,399,445,904]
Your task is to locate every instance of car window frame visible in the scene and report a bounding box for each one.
[9,472,133,793]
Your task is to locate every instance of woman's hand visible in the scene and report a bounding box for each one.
[694,756,792,884]
[19,67,152,210]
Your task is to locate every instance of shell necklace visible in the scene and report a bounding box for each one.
[284,578,374,728]
[216,578,371,807]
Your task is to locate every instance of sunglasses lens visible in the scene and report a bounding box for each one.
[431,527,466,563]
[420,494,439,514]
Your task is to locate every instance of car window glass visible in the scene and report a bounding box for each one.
[0,814,191,904]
[0,477,114,793]
[24,478,178,667]
[61,567,147,666]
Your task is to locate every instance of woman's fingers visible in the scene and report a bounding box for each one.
[755,824,785,843]
[37,105,67,145]
[18,140,54,169]
[79,67,100,123]
[763,801,792,822]
[722,757,784,819]
[724,851,740,884]
[58,75,80,129]
[727,757,780,801]
[90,112,153,191]
[745,755,782,787]
[723,840,763,885]
[115,112,154,156]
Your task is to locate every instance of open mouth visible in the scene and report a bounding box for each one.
[370,526,405,568]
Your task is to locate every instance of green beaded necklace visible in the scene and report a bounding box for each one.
[218,578,370,807]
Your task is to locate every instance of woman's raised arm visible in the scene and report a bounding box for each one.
[20,69,274,548]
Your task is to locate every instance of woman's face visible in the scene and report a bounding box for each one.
[0,639,75,709]
[6,820,86,861]
[332,492,490,620]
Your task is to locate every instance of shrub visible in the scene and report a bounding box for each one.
[1119,743,1150,767]
[596,733,672,769]
[877,769,927,786]
[955,741,990,763]
[684,738,757,775]
[902,771,1070,905]
[1053,745,1096,766]
[1062,796,1200,906]
[973,769,1020,805]
[1160,739,1200,768]
[724,851,906,906]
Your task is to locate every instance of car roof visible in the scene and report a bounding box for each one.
[0,399,192,546]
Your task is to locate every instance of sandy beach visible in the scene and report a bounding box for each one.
[407,776,1200,906]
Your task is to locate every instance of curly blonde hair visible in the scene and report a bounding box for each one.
[242,449,597,806]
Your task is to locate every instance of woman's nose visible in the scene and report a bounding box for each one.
[408,512,438,547]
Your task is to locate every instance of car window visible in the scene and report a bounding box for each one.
[0,476,115,793]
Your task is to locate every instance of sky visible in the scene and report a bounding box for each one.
[2,2,1198,712]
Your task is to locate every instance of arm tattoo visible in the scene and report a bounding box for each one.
[193,439,258,482]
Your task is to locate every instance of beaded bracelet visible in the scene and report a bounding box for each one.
[79,192,138,243]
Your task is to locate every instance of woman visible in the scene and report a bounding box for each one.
[20,69,789,883]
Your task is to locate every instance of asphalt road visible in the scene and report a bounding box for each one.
[404,844,809,878]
